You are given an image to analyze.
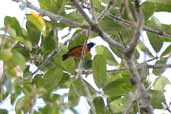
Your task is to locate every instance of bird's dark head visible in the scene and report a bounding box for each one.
[87,42,95,50]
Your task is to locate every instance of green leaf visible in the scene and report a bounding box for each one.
[0,49,13,62]
[68,30,87,49]
[109,96,128,113]
[4,16,22,36]
[148,33,163,53]
[111,46,123,58]
[161,44,171,57]
[11,50,26,71]
[16,36,32,51]
[38,0,66,14]
[64,12,84,24]
[93,0,105,9]
[83,59,93,69]
[93,96,106,114]
[7,27,16,38]
[62,58,76,74]
[26,21,41,44]
[43,67,63,92]
[96,45,117,65]
[4,49,26,77]
[68,79,86,106]
[38,104,59,114]
[0,109,8,114]
[137,41,153,57]
[93,55,107,87]
[149,90,165,108]
[100,17,120,35]
[152,58,167,76]
[142,0,171,20]
[103,74,132,100]
[15,96,32,113]
[42,31,56,55]
[33,67,63,93]
[153,76,170,91]
[27,12,45,34]
[146,17,167,52]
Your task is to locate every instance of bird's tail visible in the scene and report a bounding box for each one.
[62,54,68,60]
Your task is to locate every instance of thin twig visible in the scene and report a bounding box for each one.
[122,0,134,21]
[118,32,127,48]
[148,64,171,68]
[76,32,89,78]
[31,48,60,76]
[64,30,87,45]
[89,0,97,23]
[76,28,97,114]
[82,62,171,75]
[83,5,171,38]
[97,0,115,23]
[164,98,171,113]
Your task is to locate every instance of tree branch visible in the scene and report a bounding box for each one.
[14,0,89,29]
[83,5,171,38]
[125,0,144,55]
[123,1,154,114]
[71,0,125,52]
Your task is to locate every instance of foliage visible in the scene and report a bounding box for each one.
[0,0,171,114]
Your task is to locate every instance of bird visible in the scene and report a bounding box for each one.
[62,42,95,60]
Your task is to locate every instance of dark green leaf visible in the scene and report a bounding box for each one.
[83,59,93,69]
[152,58,167,76]
[161,44,171,57]
[148,32,163,53]
[0,109,8,114]
[26,21,41,44]
[93,96,106,114]
[42,31,56,56]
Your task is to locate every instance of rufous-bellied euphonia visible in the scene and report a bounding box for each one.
[62,42,95,60]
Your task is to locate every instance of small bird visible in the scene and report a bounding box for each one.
[62,42,95,60]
